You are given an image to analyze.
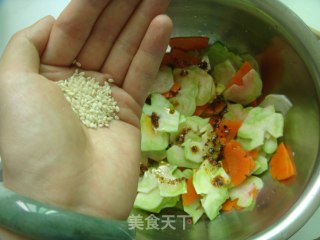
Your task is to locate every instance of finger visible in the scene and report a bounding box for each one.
[0,16,54,74]
[77,0,141,70]
[123,15,172,106]
[101,0,171,85]
[40,64,113,84]
[41,0,111,66]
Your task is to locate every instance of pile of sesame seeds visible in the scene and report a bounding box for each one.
[57,70,120,128]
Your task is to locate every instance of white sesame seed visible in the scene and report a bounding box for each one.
[57,71,120,128]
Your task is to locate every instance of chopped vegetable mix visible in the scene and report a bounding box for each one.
[135,37,295,224]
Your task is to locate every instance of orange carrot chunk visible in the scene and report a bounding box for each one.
[222,140,256,186]
[170,82,182,93]
[162,82,182,99]
[182,176,201,206]
[227,61,252,88]
[215,119,242,143]
[169,36,210,51]
[270,143,296,181]
[221,199,239,212]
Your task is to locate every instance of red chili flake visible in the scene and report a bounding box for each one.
[151,112,160,128]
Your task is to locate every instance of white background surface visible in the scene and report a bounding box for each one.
[0,0,319,239]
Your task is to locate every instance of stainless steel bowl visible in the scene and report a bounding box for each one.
[134,0,320,239]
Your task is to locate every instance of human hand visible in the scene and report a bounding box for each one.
[0,0,172,226]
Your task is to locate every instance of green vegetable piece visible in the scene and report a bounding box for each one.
[259,94,293,115]
[143,94,180,133]
[263,134,278,154]
[173,168,194,179]
[170,67,202,116]
[134,188,179,213]
[224,103,252,121]
[183,199,204,224]
[200,187,229,220]
[166,145,200,169]
[154,164,187,197]
[185,116,211,133]
[207,42,243,69]
[223,69,262,105]
[137,170,158,193]
[173,67,199,97]
[215,83,226,96]
[169,94,196,117]
[195,68,215,106]
[170,116,210,145]
[135,164,186,213]
[183,140,205,163]
[152,196,180,213]
[193,160,231,195]
[229,176,263,208]
[184,131,202,143]
[252,155,268,175]
[140,113,169,151]
[143,150,167,162]
[214,59,236,87]
[237,106,284,150]
[134,188,165,212]
[148,65,174,94]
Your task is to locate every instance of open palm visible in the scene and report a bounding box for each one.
[0,0,172,221]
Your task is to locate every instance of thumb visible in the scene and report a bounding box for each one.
[0,16,55,74]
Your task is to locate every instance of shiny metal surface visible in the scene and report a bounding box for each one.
[135,0,320,239]
[0,1,319,239]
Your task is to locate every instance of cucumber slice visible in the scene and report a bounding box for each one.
[193,160,231,195]
[170,116,211,145]
[137,170,158,193]
[223,69,262,105]
[237,106,284,150]
[201,187,229,220]
[134,188,179,213]
[169,94,196,117]
[173,68,199,97]
[183,140,205,163]
[158,180,187,197]
[149,65,174,94]
[252,155,268,175]
[195,68,215,106]
[214,59,236,87]
[143,94,180,133]
[152,164,187,197]
[229,176,263,208]
[153,196,180,213]
[207,42,243,69]
[173,66,215,111]
[188,116,211,132]
[263,134,278,154]
[183,199,204,224]
[184,131,202,143]
[173,168,194,179]
[134,188,164,212]
[166,145,200,169]
[259,94,293,115]
[215,83,226,96]
[224,103,252,121]
[144,150,167,162]
[140,113,169,151]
